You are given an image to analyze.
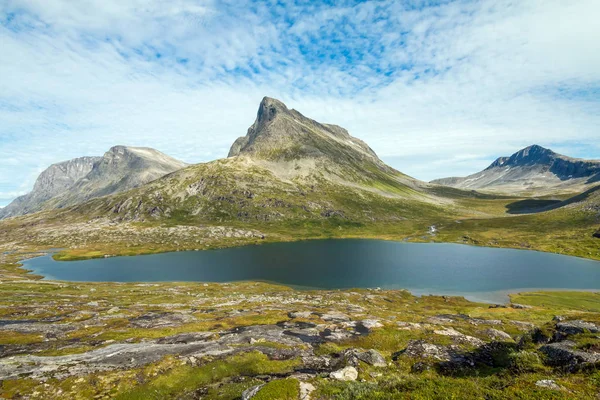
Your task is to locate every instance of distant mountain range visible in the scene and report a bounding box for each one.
[0,146,186,219]
[432,145,600,194]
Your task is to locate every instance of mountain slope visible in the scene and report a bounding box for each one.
[0,156,100,219]
[0,146,187,219]
[432,145,600,195]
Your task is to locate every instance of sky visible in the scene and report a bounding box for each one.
[1,0,599,207]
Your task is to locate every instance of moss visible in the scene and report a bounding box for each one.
[114,352,301,399]
[253,379,300,400]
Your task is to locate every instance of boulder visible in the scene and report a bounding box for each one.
[482,328,513,342]
[396,321,423,330]
[556,320,600,335]
[357,319,383,331]
[510,303,532,309]
[330,366,358,381]
[300,355,336,372]
[433,327,485,347]
[318,312,350,322]
[288,311,312,319]
[342,348,387,367]
[398,340,476,372]
[540,341,600,370]
[535,380,563,391]
[356,349,387,367]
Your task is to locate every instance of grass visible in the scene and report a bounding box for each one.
[509,291,600,312]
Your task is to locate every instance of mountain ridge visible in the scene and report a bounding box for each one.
[432,144,600,194]
[0,146,187,219]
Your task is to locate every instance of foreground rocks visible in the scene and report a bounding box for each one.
[0,271,597,399]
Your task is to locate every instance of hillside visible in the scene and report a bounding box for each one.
[432,145,600,195]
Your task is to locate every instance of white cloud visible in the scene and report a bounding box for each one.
[0,0,599,206]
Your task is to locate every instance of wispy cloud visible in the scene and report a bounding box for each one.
[1,0,599,205]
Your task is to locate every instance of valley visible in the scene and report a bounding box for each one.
[0,97,598,399]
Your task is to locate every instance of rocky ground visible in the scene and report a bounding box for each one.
[0,250,599,399]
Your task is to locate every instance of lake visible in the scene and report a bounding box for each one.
[22,240,600,303]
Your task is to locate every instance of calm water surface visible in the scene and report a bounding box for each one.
[22,240,600,303]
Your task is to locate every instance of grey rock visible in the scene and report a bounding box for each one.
[511,320,536,330]
[355,349,387,367]
[357,319,383,331]
[510,303,532,309]
[535,380,562,391]
[300,355,336,372]
[330,366,358,381]
[242,384,264,400]
[318,312,351,322]
[299,382,316,400]
[540,341,600,370]
[400,340,461,362]
[288,311,313,319]
[482,328,513,341]
[556,320,600,335]
[433,327,485,347]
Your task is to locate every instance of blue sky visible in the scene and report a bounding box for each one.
[1,0,599,206]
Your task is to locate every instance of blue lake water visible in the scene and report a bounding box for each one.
[22,240,600,303]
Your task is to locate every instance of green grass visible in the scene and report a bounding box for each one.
[509,291,600,312]
[253,379,300,400]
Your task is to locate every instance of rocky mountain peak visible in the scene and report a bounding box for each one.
[227,97,386,171]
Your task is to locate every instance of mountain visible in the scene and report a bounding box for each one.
[0,146,187,219]
[62,97,441,224]
[0,156,100,219]
[432,145,600,194]
[229,97,389,171]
